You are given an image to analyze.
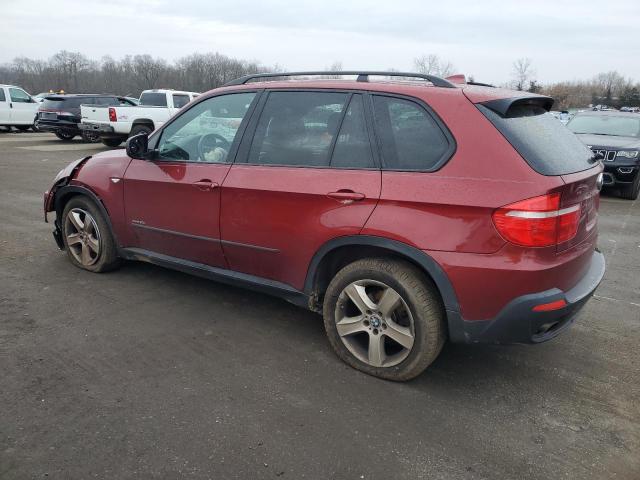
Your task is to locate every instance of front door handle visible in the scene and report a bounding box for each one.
[327,190,366,204]
[192,179,219,191]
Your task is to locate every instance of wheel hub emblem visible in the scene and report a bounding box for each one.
[370,315,381,328]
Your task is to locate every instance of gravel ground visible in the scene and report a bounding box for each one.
[1,131,638,479]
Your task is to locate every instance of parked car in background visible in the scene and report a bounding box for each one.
[34,90,66,103]
[567,111,640,200]
[37,94,137,142]
[79,89,199,147]
[44,71,605,381]
[0,84,40,131]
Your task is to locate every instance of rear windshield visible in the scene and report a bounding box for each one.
[478,103,595,176]
[567,115,640,138]
[140,92,168,107]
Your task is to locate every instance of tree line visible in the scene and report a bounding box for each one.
[1,51,638,110]
[0,50,270,97]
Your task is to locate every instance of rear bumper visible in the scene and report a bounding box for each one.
[79,122,117,135]
[37,120,79,134]
[448,250,605,344]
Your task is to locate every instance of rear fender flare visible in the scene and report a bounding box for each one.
[304,235,461,323]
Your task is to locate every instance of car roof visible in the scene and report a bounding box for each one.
[44,94,118,99]
[574,110,640,118]
[141,89,199,95]
[208,78,550,108]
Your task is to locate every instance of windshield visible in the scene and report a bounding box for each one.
[567,115,640,138]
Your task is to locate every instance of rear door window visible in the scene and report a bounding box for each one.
[140,92,168,107]
[173,94,190,108]
[0,89,5,102]
[372,95,451,171]
[246,91,348,167]
[478,103,595,175]
[331,94,375,169]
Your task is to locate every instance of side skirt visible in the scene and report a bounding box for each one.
[119,247,311,310]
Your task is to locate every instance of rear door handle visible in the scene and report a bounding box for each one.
[192,179,219,191]
[327,190,366,204]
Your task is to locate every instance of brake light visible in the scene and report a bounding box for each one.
[492,193,581,247]
[108,107,117,122]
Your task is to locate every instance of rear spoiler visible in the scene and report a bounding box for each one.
[481,96,554,117]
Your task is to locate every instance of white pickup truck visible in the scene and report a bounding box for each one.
[79,89,199,147]
[0,84,40,131]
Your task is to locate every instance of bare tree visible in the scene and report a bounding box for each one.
[594,71,626,102]
[512,58,535,91]
[413,54,455,78]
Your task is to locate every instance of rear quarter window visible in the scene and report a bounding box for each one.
[0,89,5,102]
[372,95,453,171]
[478,103,595,176]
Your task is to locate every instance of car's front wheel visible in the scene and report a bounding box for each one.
[620,174,640,200]
[61,196,121,272]
[323,258,446,381]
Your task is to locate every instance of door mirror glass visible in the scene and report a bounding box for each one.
[126,133,149,160]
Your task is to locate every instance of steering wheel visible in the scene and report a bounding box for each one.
[197,133,231,162]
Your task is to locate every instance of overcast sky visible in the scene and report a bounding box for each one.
[2,0,639,84]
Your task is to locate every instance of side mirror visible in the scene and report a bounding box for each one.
[126,133,149,160]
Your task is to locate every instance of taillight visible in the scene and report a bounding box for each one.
[108,107,117,122]
[492,193,581,247]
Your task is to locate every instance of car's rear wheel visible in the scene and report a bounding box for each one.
[323,258,445,381]
[128,124,153,138]
[62,196,121,273]
[101,138,123,148]
[620,174,640,200]
[55,131,75,141]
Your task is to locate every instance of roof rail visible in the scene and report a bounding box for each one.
[223,71,457,88]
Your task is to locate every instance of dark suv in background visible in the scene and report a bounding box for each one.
[567,111,640,199]
[44,71,605,381]
[37,94,136,142]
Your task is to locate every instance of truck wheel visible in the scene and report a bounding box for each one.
[620,175,640,200]
[129,124,152,138]
[101,138,123,148]
[55,131,75,141]
[322,258,446,381]
[61,196,121,273]
[15,125,30,132]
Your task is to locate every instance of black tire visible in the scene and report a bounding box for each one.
[81,131,101,143]
[620,175,640,200]
[15,125,30,132]
[128,124,153,138]
[101,138,123,148]
[61,196,121,273]
[55,131,76,141]
[322,258,446,381]
[31,122,40,132]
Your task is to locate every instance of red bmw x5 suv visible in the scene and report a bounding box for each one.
[44,71,605,381]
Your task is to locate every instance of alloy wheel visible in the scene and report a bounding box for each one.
[64,208,101,266]
[334,279,415,368]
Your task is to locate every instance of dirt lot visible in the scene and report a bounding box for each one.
[1,131,638,479]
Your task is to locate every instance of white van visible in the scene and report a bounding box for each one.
[0,85,40,131]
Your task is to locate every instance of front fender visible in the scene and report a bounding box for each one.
[43,156,92,221]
